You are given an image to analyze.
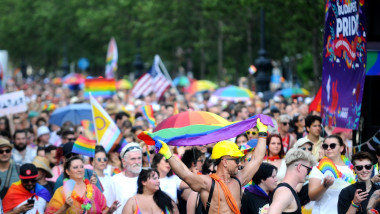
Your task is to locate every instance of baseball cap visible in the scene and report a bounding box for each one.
[19,163,38,179]
[120,142,142,159]
[293,138,313,149]
[37,126,50,137]
[62,142,76,158]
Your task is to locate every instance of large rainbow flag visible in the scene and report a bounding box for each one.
[90,94,128,153]
[72,135,96,157]
[84,78,116,99]
[105,37,118,78]
[138,114,273,148]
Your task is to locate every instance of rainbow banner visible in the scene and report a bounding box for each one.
[84,78,116,99]
[105,37,118,78]
[72,135,96,157]
[141,105,156,127]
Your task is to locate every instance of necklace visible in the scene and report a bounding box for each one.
[71,179,94,211]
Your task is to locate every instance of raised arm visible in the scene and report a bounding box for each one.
[158,141,208,192]
[238,118,267,186]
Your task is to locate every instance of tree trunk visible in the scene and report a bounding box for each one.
[247,8,253,90]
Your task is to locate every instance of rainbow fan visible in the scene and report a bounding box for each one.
[317,157,343,178]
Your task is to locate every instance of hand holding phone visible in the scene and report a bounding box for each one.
[356,181,366,192]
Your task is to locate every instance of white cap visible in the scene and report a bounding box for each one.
[120,142,142,159]
[37,126,50,137]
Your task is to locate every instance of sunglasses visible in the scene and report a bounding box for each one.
[355,164,373,171]
[282,122,290,126]
[67,138,76,142]
[122,146,142,157]
[298,164,312,175]
[246,131,258,135]
[225,158,241,164]
[0,149,11,154]
[22,179,37,184]
[97,157,108,162]
[301,147,313,152]
[322,143,337,150]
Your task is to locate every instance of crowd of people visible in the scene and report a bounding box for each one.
[0,77,379,214]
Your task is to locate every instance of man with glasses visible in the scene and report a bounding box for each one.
[268,149,316,214]
[338,152,380,214]
[12,129,36,166]
[0,138,20,199]
[104,143,143,214]
[278,114,296,153]
[60,129,76,145]
[302,115,324,161]
[3,163,51,214]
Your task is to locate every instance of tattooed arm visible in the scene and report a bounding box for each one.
[367,190,380,214]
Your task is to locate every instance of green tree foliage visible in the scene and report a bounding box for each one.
[0,0,325,86]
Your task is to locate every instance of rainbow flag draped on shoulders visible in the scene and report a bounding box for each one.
[3,181,51,213]
[138,114,273,147]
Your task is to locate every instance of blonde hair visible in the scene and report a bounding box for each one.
[285,148,317,167]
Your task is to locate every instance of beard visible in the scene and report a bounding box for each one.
[127,163,142,174]
[14,144,26,151]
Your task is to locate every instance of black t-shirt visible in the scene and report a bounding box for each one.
[241,190,270,214]
[338,182,380,214]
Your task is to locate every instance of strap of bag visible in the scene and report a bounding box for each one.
[4,161,14,189]
[206,178,215,214]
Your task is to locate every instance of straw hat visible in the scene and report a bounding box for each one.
[32,156,53,178]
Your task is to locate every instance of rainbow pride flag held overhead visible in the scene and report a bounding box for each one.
[72,135,96,157]
[248,65,257,75]
[84,78,116,99]
[90,94,128,153]
[141,105,156,128]
[105,37,118,78]
[138,114,273,147]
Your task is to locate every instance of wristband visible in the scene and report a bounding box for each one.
[351,201,359,208]
[371,209,379,214]
[258,132,268,137]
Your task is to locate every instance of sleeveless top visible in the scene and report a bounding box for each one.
[133,196,167,214]
[271,183,301,214]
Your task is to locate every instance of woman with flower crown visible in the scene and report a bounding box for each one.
[45,156,117,214]
[308,135,356,214]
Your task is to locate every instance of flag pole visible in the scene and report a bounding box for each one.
[88,92,98,179]
[156,55,182,101]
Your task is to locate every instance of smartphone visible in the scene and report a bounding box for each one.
[356,181,366,192]
[27,198,35,205]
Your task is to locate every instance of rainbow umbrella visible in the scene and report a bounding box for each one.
[154,111,229,132]
[210,85,253,102]
[275,87,310,98]
[185,80,218,94]
[173,76,190,87]
[63,73,86,85]
[116,79,132,90]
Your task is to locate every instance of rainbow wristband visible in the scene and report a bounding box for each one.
[351,201,359,208]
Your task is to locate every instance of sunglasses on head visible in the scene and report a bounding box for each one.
[355,164,372,171]
[297,164,312,175]
[97,157,108,162]
[22,179,37,184]
[301,147,313,152]
[0,149,11,154]
[322,143,337,150]
[246,131,258,135]
[122,146,142,158]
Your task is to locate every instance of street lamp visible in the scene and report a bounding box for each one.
[254,8,272,92]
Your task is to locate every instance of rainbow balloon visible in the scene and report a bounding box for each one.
[317,157,343,178]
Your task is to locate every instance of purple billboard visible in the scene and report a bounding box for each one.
[322,0,366,130]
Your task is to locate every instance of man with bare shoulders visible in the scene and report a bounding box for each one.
[157,118,268,214]
[267,149,316,214]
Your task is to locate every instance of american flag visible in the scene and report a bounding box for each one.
[132,55,171,99]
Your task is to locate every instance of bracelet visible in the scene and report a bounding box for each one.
[258,132,268,137]
[351,201,359,208]
[371,209,379,214]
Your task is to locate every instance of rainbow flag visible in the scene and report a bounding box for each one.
[84,78,116,99]
[141,105,156,127]
[112,168,122,176]
[105,37,118,78]
[81,120,96,139]
[72,135,96,157]
[90,94,128,153]
[248,65,257,74]
[138,114,273,147]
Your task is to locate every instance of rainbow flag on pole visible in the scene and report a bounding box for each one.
[84,78,116,99]
[72,135,96,157]
[90,93,128,153]
[248,65,257,75]
[105,37,118,78]
[141,105,156,127]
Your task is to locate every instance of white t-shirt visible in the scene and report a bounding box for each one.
[309,164,354,214]
[14,197,46,214]
[160,175,182,203]
[12,146,37,166]
[103,173,138,214]
[98,174,112,194]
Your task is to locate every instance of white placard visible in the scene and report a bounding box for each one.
[0,91,27,116]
